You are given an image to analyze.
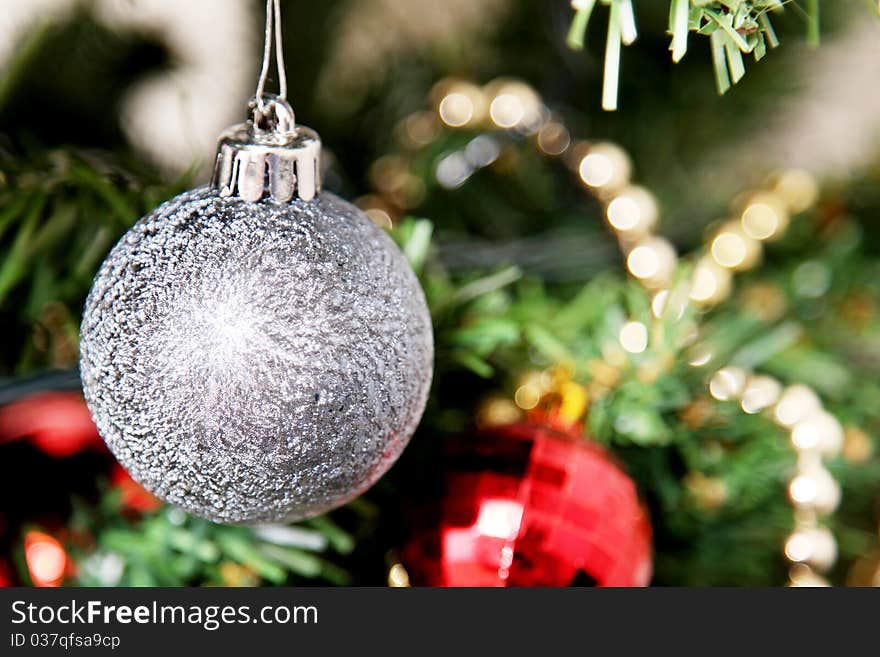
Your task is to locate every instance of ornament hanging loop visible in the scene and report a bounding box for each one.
[255,0,288,113]
[250,94,295,141]
[211,0,322,203]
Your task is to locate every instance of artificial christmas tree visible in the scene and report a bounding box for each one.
[0,0,878,587]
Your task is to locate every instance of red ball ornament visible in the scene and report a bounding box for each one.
[401,422,652,586]
[0,392,101,458]
[0,559,12,587]
[111,464,163,513]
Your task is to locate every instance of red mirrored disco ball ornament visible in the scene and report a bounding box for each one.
[401,422,652,586]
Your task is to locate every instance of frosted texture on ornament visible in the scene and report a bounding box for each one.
[80,187,433,523]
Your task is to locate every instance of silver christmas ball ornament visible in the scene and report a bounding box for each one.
[80,96,433,523]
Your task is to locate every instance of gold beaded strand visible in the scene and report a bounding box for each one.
[367,78,848,586]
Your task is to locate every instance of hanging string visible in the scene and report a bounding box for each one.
[255,0,288,111]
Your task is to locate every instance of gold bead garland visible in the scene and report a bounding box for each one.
[709,369,843,586]
[368,77,851,586]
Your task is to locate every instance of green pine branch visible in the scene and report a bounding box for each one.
[565,0,841,110]
[3,143,880,585]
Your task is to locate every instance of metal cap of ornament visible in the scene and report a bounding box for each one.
[211,0,321,203]
[212,97,322,203]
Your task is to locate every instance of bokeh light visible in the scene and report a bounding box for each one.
[740,193,790,241]
[25,531,67,587]
[607,186,658,235]
[577,142,631,192]
[689,257,732,305]
[626,237,676,287]
[619,321,648,354]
